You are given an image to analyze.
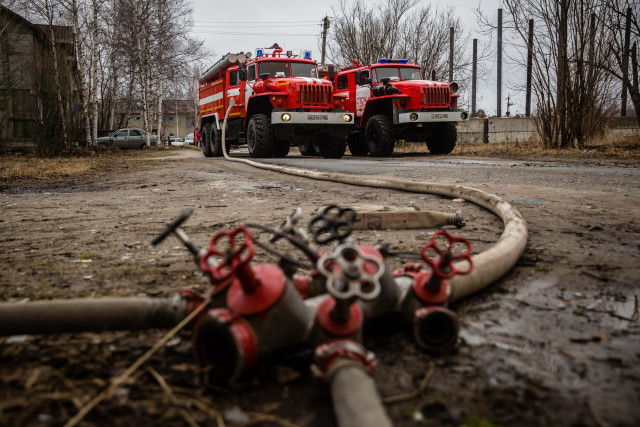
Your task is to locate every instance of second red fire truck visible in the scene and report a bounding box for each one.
[198,45,354,158]
[334,59,469,156]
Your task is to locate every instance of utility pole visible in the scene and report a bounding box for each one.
[472,39,477,117]
[449,27,454,82]
[497,8,502,117]
[321,16,330,64]
[526,19,533,117]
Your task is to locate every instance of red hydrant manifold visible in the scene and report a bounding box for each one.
[0,207,476,427]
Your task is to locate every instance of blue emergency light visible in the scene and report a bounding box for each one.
[378,58,409,64]
[304,50,312,59]
[256,49,263,57]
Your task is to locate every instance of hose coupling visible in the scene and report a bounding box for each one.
[413,306,459,351]
[193,308,257,384]
[311,339,377,380]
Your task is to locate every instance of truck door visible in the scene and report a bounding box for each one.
[244,64,256,110]
[226,69,242,123]
[355,69,371,118]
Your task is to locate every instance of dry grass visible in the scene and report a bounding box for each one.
[395,134,640,160]
[2,136,638,184]
[0,149,178,183]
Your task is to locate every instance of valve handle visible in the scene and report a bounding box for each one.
[420,230,472,279]
[151,208,194,246]
[309,205,355,245]
[200,226,254,283]
[317,243,383,301]
[269,207,303,243]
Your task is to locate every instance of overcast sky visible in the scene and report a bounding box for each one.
[190,0,525,116]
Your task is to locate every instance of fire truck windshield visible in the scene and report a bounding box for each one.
[372,67,400,82]
[291,62,318,78]
[373,66,423,82]
[258,61,319,79]
[260,61,290,78]
[399,67,422,80]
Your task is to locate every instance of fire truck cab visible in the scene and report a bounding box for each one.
[198,45,354,158]
[335,59,469,156]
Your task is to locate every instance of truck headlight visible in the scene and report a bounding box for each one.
[281,113,291,122]
[343,114,352,122]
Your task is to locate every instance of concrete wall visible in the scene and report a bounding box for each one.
[459,116,639,144]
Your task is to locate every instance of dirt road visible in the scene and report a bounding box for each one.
[1,149,638,426]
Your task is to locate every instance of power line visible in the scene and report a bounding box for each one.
[192,31,318,36]
[191,24,319,28]
[193,20,318,24]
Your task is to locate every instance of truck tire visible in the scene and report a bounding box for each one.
[365,115,395,157]
[211,128,229,157]
[317,137,346,159]
[347,131,368,156]
[299,141,316,156]
[247,114,274,158]
[426,123,457,155]
[273,140,290,157]
[202,124,213,157]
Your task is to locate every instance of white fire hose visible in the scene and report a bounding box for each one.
[220,103,528,302]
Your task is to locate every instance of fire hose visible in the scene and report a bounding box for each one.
[0,104,528,427]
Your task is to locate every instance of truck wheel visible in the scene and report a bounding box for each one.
[273,140,290,157]
[211,128,229,157]
[298,141,316,156]
[247,114,274,158]
[426,123,457,154]
[347,131,368,156]
[202,124,213,157]
[365,115,395,157]
[317,137,346,159]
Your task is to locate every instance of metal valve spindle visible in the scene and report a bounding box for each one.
[314,243,384,342]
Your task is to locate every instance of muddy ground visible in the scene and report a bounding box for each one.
[0,148,638,426]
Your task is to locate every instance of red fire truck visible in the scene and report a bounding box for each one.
[334,59,469,156]
[198,45,354,158]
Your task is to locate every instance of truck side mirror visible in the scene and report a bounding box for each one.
[327,65,335,82]
[239,69,246,81]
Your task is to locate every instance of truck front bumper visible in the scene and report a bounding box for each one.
[271,111,354,125]
[397,110,469,124]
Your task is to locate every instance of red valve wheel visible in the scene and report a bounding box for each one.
[420,230,472,279]
[200,226,255,283]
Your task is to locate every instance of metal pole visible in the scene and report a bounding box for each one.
[526,19,533,117]
[472,39,477,117]
[321,16,330,64]
[449,27,454,82]
[622,7,631,116]
[497,8,502,117]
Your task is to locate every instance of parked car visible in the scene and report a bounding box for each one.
[184,132,194,145]
[97,128,157,149]
[170,138,184,147]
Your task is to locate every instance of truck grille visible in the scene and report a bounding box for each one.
[422,86,450,107]
[300,84,331,106]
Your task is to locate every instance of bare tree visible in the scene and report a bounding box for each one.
[601,0,640,128]
[486,0,618,148]
[328,0,473,91]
